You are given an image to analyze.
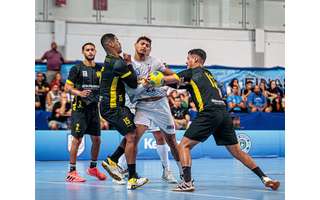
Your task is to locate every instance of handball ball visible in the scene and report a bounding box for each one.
[149,71,164,87]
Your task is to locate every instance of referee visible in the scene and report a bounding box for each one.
[64,42,106,182]
[163,49,280,192]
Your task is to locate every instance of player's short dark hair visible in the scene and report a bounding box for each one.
[136,36,152,44]
[101,33,116,52]
[188,49,207,64]
[82,42,95,51]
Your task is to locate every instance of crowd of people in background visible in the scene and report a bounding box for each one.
[35,71,285,131]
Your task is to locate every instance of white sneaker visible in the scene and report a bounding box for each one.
[112,178,127,185]
[127,177,149,190]
[162,169,178,184]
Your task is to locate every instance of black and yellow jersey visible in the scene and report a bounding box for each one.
[99,55,138,110]
[177,67,225,112]
[66,62,102,110]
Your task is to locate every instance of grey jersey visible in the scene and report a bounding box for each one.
[126,56,167,103]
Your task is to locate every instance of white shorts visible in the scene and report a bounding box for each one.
[134,97,175,134]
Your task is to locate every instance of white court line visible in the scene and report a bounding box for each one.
[37,181,258,200]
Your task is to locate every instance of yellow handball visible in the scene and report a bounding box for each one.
[149,71,164,87]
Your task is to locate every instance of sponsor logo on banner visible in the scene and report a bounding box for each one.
[144,137,180,150]
[237,133,252,153]
[68,135,85,156]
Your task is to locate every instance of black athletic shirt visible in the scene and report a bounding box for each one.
[66,62,102,110]
[99,55,138,110]
[177,67,224,112]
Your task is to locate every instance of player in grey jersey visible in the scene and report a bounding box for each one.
[112,36,183,184]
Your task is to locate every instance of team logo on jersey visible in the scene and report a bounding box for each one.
[237,133,251,153]
[82,71,88,77]
[68,135,85,156]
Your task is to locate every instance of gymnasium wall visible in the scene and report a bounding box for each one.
[35,21,284,67]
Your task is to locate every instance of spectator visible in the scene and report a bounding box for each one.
[226,78,240,96]
[188,101,198,122]
[50,72,65,91]
[226,85,246,112]
[46,84,61,112]
[35,72,50,110]
[247,85,271,112]
[48,92,71,130]
[242,80,253,102]
[259,81,270,98]
[272,96,284,112]
[268,80,284,112]
[37,42,65,83]
[168,89,179,108]
[35,95,41,110]
[179,91,189,109]
[171,97,190,130]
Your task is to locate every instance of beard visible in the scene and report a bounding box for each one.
[85,55,95,61]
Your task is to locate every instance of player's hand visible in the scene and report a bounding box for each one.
[123,53,132,65]
[79,90,91,97]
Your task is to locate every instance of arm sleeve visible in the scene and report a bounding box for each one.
[66,66,78,86]
[41,52,47,61]
[177,69,192,83]
[113,59,138,89]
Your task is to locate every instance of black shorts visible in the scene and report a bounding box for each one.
[71,103,101,138]
[100,105,135,136]
[184,106,238,145]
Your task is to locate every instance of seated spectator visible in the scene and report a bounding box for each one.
[226,78,240,96]
[35,72,50,110]
[168,89,179,108]
[268,80,284,112]
[171,97,190,130]
[247,85,271,112]
[50,72,64,91]
[226,85,246,112]
[48,92,71,130]
[35,95,41,110]
[242,80,253,102]
[259,81,273,112]
[100,117,109,130]
[179,91,189,109]
[46,84,61,112]
[188,101,198,122]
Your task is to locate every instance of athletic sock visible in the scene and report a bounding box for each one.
[182,166,192,182]
[109,146,125,163]
[156,144,170,170]
[90,160,97,168]
[69,163,76,172]
[252,167,267,179]
[128,164,137,179]
[176,161,183,176]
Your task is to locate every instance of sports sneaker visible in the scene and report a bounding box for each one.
[101,157,123,181]
[86,167,107,181]
[119,168,129,178]
[127,176,149,190]
[172,180,195,192]
[162,168,178,183]
[66,171,86,182]
[112,178,127,185]
[262,177,280,190]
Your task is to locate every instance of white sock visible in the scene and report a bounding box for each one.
[156,144,170,170]
[118,154,127,170]
[176,161,183,176]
